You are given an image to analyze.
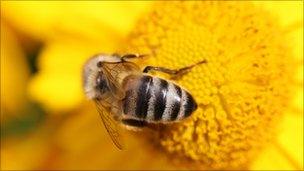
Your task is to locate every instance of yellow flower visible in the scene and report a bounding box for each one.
[27,38,117,111]
[0,1,302,170]
[1,1,152,40]
[126,1,301,169]
[0,22,30,115]
[7,2,151,112]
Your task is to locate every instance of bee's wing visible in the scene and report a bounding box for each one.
[121,61,141,72]
[94,100,124,150]
[102,64,126,99]
[102,62,140,100]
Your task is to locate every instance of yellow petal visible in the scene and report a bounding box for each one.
[46,103,176,170]
[1,1,60,41]
[251,113,303,170]
[289,24,304,62]
[28,37,118,112]
[0,22,30,115]
[1,133,50,170]
[292,87,303,113]
[254,1,303,27]
[28,73,83,112]
[277,113,303,169]
[251,142,298,170]
[1,1,152,40]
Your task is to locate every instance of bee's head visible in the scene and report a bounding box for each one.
[82,54,116,99]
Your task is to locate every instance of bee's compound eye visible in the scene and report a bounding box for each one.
[96,74,108,93]
[97,61,102,67]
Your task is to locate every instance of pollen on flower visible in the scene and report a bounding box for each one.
[126,1,295,169]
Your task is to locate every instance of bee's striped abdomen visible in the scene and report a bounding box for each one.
[153,79,168,121]
[135,76,152,119]
[122,75,197,123]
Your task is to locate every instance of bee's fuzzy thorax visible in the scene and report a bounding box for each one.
[82,54,122,99]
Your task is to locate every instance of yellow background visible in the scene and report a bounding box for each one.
[0,1,303,170]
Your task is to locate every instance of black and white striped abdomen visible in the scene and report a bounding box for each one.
[122,75,197,122]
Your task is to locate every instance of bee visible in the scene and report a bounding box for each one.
[82,53,207,149]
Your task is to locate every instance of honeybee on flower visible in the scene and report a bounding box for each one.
[82,53,207,149]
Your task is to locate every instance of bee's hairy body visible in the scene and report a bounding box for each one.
[83,54,197,128]
[122,75,196,123]
[83,54,203,149]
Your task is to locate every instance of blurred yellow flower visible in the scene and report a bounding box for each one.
[0,22,30,116]
[0,1,302,170]
[1,1,152,41]
[27,38,117,111]
[3,2,152,112]
[1,128,51,170]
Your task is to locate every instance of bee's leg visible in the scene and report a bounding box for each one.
[143,60,207,76]
[121,119,147,131]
